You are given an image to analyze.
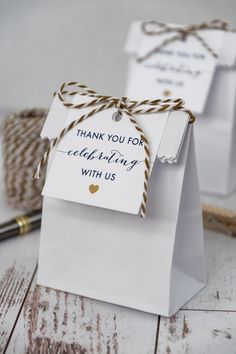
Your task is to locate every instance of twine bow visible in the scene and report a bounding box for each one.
[137,19,235,63]
[34,81,195,217]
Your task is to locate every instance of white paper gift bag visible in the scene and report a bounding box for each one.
[125,20,236,196]
[37,82,206,317]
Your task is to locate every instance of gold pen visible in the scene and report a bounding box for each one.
[0,204,236,242]
[0,210,41,241]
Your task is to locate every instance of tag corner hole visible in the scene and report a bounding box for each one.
[112,112,122,122]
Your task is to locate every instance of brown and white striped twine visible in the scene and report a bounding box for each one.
[137,19,236,62]
[34,81,195,217]
[2,108,48,211]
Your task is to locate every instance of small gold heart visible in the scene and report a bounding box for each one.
[163,89,171,97]
[89,184,99,194]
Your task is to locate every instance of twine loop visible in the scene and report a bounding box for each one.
[137,19,235,62]
[35,81,195,217]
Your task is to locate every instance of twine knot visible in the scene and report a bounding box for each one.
[117,96,128,114]
[178,28,188,41]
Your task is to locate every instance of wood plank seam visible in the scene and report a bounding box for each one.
[2,265,38,354]
[154,316,160,354]
[181,308,236,313]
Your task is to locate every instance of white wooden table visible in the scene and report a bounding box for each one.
[0,158,236,354]
[1,2,236,352]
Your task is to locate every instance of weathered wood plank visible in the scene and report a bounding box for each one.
[0,174,40,352]
[0,226,39,353]
[184,190,236,311]
[7,276,158,354]
[160,191,236,354]
[183,229,236,311]
[6,276,37,354]
[6,201,236,353]
[157,310,236,354]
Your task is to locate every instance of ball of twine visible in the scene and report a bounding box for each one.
[2,108,49,211]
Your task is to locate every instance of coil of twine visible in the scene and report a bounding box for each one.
[2,108,48,211]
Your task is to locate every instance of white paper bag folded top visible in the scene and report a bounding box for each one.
[40,88,191,216]
[125,21,236,114]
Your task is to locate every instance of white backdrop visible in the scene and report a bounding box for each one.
[0,0,236,112]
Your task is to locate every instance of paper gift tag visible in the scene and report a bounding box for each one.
[42,93,190,215]
[42,103,168,214]
[126,24,225,113]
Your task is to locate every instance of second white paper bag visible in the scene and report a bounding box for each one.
[125,21,236,196]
